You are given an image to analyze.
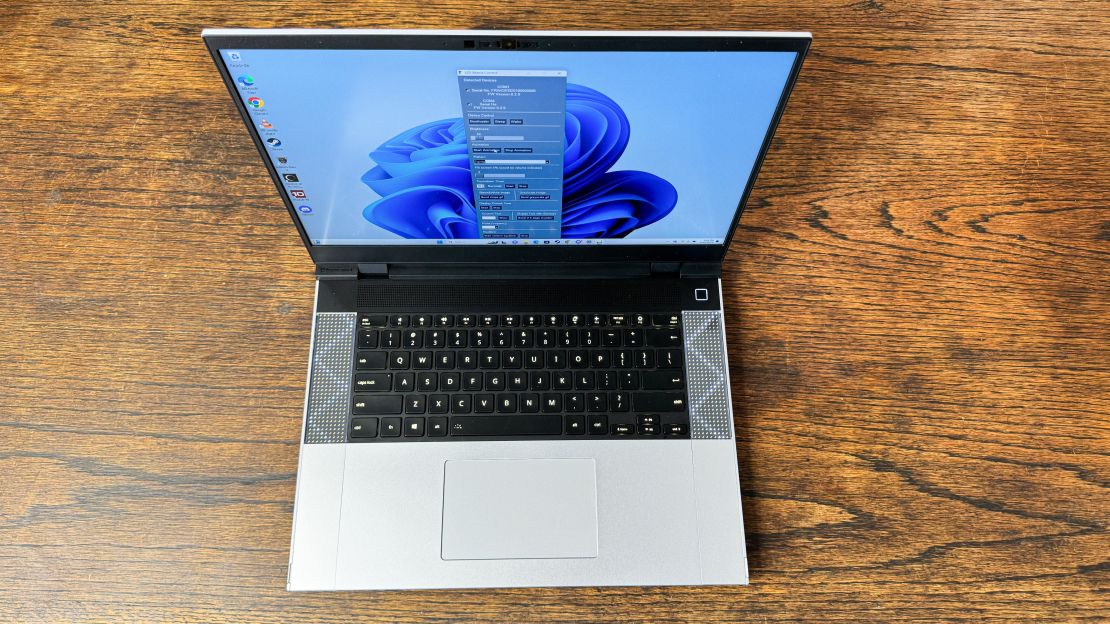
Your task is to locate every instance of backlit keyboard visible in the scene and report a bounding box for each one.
[347,312,690,441]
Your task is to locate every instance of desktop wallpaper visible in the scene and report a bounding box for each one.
[222,49,797,245]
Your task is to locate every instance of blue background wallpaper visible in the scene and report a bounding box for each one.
[222,48,797,245]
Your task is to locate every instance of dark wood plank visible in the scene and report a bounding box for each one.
[0,0,1107,621]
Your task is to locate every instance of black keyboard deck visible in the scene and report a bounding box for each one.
[347,312,690,441]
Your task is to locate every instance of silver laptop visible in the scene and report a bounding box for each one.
[203,29,810,590]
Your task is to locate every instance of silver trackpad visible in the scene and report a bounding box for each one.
[441,458,598,560]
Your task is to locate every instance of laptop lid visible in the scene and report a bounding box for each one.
[202,30,810,267]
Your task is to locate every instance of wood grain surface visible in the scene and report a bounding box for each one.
[1,1,1107,622]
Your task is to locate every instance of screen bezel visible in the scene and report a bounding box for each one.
[202,30,811,265]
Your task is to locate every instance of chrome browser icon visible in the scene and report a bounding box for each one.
[246,96,264,109]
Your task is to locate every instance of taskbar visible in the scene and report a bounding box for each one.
[310,238,724,246]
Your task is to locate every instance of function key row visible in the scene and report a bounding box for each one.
[359,313,682,329]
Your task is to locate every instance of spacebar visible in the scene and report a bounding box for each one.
[450,415,562,436]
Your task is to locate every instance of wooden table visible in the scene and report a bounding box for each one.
[2,1,1107,621]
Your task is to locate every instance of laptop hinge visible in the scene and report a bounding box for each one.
[650,262,720,278]
[315,263,389,280]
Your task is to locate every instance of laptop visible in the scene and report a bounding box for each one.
[202,29,810,590]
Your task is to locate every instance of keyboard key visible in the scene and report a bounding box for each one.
[474,394,494,413]
[638,414,660,426]
[633,392,686,412]
[484,372,505,391]
[416,372,437,391]
[382,331,401,349]
[462,372,482,391]
[501,314,519,327]
[524,351,544,368]
[393,373,414,392]
[619,371,640,390]
[451,395,472,413]
[610,392,629,412]
[646,329,683,347]
[434,314,454,327]
[352,373,390,392]
[359,314,388,328]
[457,315,476,328]
[639,424,660,436]
[436,352,455,369]
[597,371,617,390]
[380,417,402,437]
[625,329,644,347]
[414,315,433,328]
[657,349,683,368]
[664,423,689,437]
[601,330,622,347]
[428,395,449,414]
[642,371,684,390]
[405,395,426,414]
[634,349,655,368]
[479,351,499,368]
[545,314,563,326]
[353,395,402,415]
[480,314,498,327]
[502,350,522,368]
[358,330,379,349]
[404,415,424,435]
[612,423,635,436]
[449,415,561,436]
[428,416,448,436]
[566,415,586,435]
[542,393,562,412]
[496,393,517,413]
[588,415,608,435]
[567,314,584,327]
[653,314,681,326]
[507,372,527,391]
[553,372,573,390]
[587,392,607,412]
[575,371,595,390]
[441,372,461,392]
[566,393,584,412]
[523,314,542,327]
[427,330,445,348]
[632,313,649,326]
[389,314,409,327]
[589,314,607,326]
[403,330,423,348]
[458,351,477,369]
[355,351,387,370]
[520,394,539,413]
[569,350,588,368]
[411,352,433,369]
[350,417,378,438]
[493,329,512,348]
[609,314,627,326]
[613,350,633,368]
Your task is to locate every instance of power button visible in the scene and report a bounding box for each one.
[694,288,709,301]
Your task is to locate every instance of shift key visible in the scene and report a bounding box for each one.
[352,395,402,415]
[632,392,686,412]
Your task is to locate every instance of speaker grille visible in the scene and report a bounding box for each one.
[357,280,682,310]
[304,313,355,444]
[683,310,733,440]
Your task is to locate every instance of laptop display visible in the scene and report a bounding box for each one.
[218,48,798,247]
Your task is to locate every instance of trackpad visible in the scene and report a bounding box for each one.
[441,458,598,560]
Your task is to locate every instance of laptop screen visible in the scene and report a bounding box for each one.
[219,48,798,247]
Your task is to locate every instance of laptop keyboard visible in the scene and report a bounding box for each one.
[347,312,691,441]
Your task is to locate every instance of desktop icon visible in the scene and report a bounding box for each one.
[266,137,282,147]
[247,96,264,109]
[227,51,241,62]
[290,189,307,199]
[282,173,299,182]
[237,74,255,87]
[277,157,288,164]
[260,119,273,129]
[297,205,312,214]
